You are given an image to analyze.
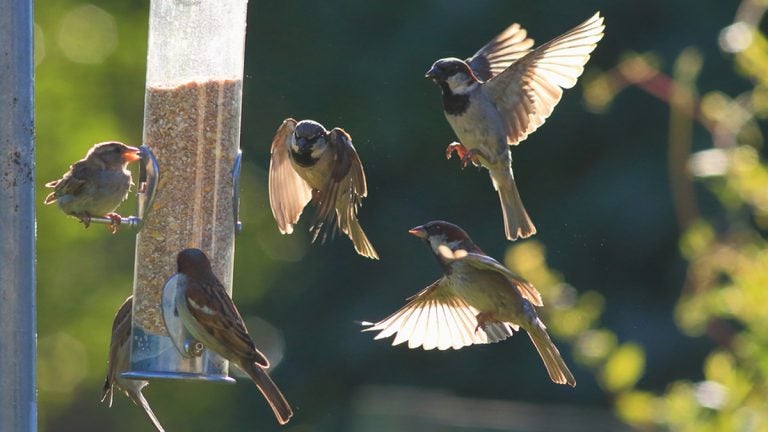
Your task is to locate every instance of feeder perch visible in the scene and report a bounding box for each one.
[122,0,248,383]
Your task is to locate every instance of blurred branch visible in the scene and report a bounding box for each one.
[667,49,702,229]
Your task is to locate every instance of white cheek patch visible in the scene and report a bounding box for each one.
[437,244,468,260]
[428,235,446,252]
[311,145,326,159]
[447,73,478,95]
[312,146,325,159]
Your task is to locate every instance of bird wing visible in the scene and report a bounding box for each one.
[482,12,604,146]
[101,296,133,406]
[311,128,378,259]
[43,161,92,204]
[183,277,269,368]
[466,21,535,82]
[268,118,313,234]
[362,278,517,350]
[461,252,543,307]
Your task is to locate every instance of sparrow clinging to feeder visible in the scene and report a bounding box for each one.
[363,221,576,387]
[268,118,378,259]
[44,141,141,233]
[425,13,604,240]
[101,296,166,432]
[175,248,294,425]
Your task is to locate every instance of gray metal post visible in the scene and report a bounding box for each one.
[0,0,37,430]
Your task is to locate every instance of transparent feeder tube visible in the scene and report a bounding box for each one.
[127,0,247,381]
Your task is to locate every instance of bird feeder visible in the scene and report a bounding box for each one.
[122,0,248,382]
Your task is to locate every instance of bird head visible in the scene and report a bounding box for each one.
[425,58,478,94]
[177,248,214,280]
[87,142,141,169]
[409,221,483,260]
[291,120,329,163]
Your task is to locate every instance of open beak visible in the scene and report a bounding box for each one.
[122,146,142,163]
[408,226,428,239]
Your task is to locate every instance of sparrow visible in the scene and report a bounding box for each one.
[101,296,166,432]
[268,118,379,259]
[426,13,605,240]
[175,248,293,425]
[44,141,141,233]
[363,221,576,387]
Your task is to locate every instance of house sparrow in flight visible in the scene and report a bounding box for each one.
[44,141,141,233]
[269,118,378,259]
[101,296,166,432]
[175,248,293,425]
[363,221,576,387]
[426,13,605,240]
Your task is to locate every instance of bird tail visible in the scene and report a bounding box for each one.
[527,319,576,387]
[99,379,114,407]
[342,211,379,260]
[124,385,166,432]
[242,362,294,425]
[490,168,536,240]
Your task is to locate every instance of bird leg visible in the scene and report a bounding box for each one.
[76,212,92,229]
[105,212,122,234]
[445,142,467,160]
[445,142,481,169]
[474,311,495,334]
[310,189,321,205]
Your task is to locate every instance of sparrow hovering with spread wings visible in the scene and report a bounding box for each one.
[268,118,378,259]
[175,248,293,425]
[101,296,166,432]
[44,141,141,233]
[426,13,605,240]
[363,221,575,387]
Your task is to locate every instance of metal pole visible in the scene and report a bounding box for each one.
[0,0,37,430]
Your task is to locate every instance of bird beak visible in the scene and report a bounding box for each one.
[297,138,311,153]
[408,226,428,239]
[425,66,439,80]
[122,146,142,163]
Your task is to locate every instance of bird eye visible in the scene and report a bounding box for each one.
[113,147,122,153]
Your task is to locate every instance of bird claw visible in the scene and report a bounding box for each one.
[446,142,464,160]
[106,213,122,234]
[460,150,481,169]
[78,213,92,229]
[445,143,480,169]
[474,312,493,334]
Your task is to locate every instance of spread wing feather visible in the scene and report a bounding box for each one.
[362,279,518,350]
[268,118,313,234]
[482,12,605,146]
[311,128,378,259]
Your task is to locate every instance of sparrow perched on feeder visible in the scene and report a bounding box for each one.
[44,141,141,233]
[426,13,604,240]
[175,248,293,425]
[101,296,166,432]
[362,221,576,387]
[268,118,378,259]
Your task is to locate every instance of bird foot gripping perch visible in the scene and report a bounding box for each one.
[87,148,243,235]
[85,145,159,232]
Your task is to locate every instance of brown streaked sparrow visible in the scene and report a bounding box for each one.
[175,248,293,425]
[101,296,166,432]
[44,141,141,233]
[426,13,605,240]
[363,221,576,387]
[268,118,379,259]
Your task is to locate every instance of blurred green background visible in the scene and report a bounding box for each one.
[33,0,768,431]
